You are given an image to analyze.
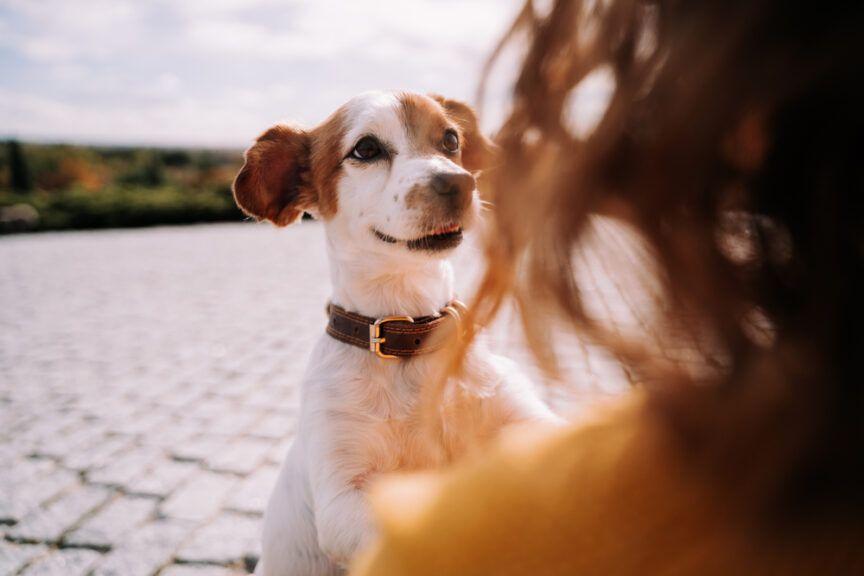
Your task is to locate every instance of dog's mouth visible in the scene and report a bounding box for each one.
[373,223,464,252]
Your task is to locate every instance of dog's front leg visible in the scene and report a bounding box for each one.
[309,453,376,568]
[313,478,375,567]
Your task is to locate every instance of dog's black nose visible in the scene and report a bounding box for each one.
[430,172,475,199]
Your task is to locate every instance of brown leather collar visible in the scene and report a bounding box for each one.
[326,301,467,359]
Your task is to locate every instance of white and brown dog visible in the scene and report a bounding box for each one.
[233,91,557,576]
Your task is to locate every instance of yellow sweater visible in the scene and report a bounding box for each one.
[352,394,862,576]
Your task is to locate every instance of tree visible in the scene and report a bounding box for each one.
[118,150,165,187]
[8,140,32,193]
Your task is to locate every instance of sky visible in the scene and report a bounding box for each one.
[0,0,525,148]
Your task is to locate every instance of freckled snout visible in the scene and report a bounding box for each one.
[429,171,475,211]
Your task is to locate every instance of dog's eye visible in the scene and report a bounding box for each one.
[351,136,383,161]
[443,129,459,153]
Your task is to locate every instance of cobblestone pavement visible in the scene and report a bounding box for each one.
[0,221,672,575]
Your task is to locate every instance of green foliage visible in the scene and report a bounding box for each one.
[0,142,247,233]
[117,150,166,187]
[160,150,192,167]
[0,186,243,232]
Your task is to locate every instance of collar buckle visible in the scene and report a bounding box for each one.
[370,315,415,359]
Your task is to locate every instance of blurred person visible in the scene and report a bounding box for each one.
[350,0,864,574]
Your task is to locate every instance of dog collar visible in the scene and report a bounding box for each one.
[326,301,467,359]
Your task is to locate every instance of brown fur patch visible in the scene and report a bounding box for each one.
[404,183,425,210]
[430,94,498,173]
[398,93,453,156]
[309,108,347,219]
[349,471,371,490]
[232,124,313,226]
[232,110,347,226]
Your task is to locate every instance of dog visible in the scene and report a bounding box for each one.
[233,91,559,575]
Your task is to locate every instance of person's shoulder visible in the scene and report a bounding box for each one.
[352,393,669,576]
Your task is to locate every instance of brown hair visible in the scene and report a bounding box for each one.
[470,0,864,526]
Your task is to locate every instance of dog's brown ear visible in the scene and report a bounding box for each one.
[233,124,314,226]
[431,95,498,173]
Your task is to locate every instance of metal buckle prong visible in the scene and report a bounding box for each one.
[370,315,415,359]
[440,299,468,321]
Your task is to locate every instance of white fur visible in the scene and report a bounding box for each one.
[254,92,559,576]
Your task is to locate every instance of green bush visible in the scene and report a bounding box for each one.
[0,142,248,233]
[0,186,245,233]
[116,150,166,187]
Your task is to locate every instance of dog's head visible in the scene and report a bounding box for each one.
[233,91,495,260]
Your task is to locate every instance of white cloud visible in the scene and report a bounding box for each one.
[168,0,290,18]
[185,19,346,60]
[0,87,272,147]
[0,0,525,146]
[0,0,142,61]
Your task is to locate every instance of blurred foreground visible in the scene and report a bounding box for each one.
[0,221,668,575]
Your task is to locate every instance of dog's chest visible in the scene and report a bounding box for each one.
[318,352,463,471]
[338,358,440,469]
[309,342,510,478]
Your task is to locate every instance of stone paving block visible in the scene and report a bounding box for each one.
[171,436,227,463]
[63,434,136,472]
[266,396,300,416]
[205,439,273,476]
[30,424,108,461]
[225,465,280,516]
[264,438,293,466]
[87,446,162,489]
[0,442,20,467]
[242,385,295,412]
[138,420,202,449]
[204,409,263,438]
[18,548,101,576]
[125,459,198,499]
[86,399,141,425]
[109,412,174,437]
[0,464,80,526]
[175,512,261,566]
[0,414,30,442]
[6,484,112,544]
[151,387,205,411]
[0,460,78,520]
[246,412,293,441]
[0,541,47,576]
[12,416,79,453]
[184,397,242,423]
[64,494,157,551]
[91,519,194,576]
[207,377,261,401]
[159,472,237,523]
